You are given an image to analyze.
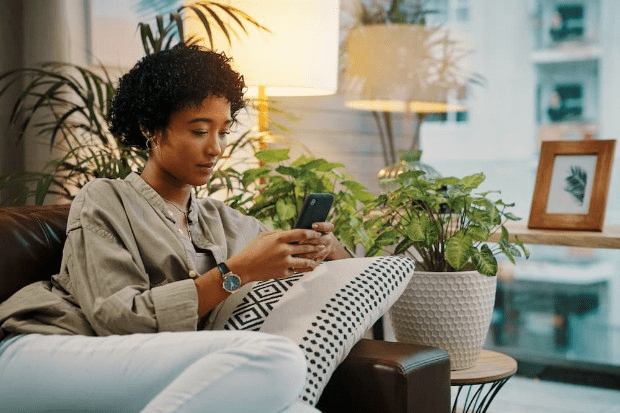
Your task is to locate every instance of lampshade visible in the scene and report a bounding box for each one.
[343,24,467,113]
[186,0,340,98]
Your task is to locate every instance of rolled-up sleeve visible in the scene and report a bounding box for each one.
[151,280,199,332]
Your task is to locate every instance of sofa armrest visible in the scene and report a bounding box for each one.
[0,205,70,303]
[316,339,451,413]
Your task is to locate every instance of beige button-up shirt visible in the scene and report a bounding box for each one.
[0,173,269,338]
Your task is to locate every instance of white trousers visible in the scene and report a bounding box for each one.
[0,331,320,413]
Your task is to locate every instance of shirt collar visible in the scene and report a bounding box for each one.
[125,172,198,224]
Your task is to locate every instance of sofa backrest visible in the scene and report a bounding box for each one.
[0,204,71,303]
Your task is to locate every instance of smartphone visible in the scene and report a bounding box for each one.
[294,193,334,229]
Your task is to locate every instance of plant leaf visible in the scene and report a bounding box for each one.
[445,230,472,270]
[276,198,296,222]
[255,149,289,163]
[471,244,498,276]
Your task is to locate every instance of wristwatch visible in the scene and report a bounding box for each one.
[217,262,241,293]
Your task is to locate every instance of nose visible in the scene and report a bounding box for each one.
[204,131,225,157]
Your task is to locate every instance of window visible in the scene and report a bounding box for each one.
[547,84,583,122]
[423,0,448,25]
[550,5,584,42]
[455,0,469,23]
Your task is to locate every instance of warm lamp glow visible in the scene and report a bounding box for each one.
[343,24,467,113]
[346,100,465,113]
[186,0,340,98]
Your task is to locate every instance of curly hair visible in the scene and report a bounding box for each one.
[109,44,246,149]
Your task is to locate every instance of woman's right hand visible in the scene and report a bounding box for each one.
[226,229,325,283]
[194,229,325,317]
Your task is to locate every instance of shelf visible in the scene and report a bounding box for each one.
[490,222,620,249]
[531,45,602,64]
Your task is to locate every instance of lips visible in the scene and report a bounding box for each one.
[196,162,217,177]
[197,161,216,169]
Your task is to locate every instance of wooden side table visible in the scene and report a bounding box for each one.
[451,350,518,413]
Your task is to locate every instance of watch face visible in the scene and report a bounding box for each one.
[223,274,241,292]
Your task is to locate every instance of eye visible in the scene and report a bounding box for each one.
[192,129,208,136]
[219,130,231,138]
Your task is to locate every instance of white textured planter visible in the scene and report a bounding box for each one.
[389,270,496,370]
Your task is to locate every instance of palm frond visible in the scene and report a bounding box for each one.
[137,1,270,54]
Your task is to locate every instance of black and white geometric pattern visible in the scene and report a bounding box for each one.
[223,273,304,331]
[298,256,413,405]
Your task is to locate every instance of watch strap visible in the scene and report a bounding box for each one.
[217,262,231,277]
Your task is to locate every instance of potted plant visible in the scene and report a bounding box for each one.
[216,148,376,251]
[364,170,529,369]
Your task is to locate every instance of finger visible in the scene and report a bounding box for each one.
[297,237,322,246]
[290,243,324,256]
[296,250,328,261]
[299,233,333,245]
[277,229,321,243]
[294,265,317,274]
[311,222,334,233]
[288,256,319,272]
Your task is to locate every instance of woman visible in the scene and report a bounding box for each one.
[0,44,414,412]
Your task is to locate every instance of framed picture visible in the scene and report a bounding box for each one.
[528,139,616,231]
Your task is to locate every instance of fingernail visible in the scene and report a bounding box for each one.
[312,223,319,229]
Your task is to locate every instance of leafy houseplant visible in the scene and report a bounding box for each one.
[220,148,376,251]
[365,170,529,275]
[364,170,529,370]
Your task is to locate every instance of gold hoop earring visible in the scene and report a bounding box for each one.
[146,137,155,151]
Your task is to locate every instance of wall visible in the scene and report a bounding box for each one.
[0,0,24,177]
[22,0,90,175]
[0,0,90,196]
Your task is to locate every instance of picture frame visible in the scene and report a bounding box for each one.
[528,139,616,231]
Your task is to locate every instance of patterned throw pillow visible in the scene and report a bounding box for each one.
[205,256,415,406]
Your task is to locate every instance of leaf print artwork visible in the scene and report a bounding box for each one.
[564,165,587,205]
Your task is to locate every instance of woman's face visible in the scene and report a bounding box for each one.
[151,95,232,187]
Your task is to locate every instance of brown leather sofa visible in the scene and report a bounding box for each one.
[0,204,451,413]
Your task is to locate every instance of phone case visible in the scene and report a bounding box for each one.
[294,193,334,229]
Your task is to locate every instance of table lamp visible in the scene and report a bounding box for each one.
[186,0,340,147]
[342,24,468,180]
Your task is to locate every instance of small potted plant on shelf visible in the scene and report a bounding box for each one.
[364,170,529,370]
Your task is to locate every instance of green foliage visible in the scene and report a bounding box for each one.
[224,149,376,251]
[364,170,529,276]
[0,63,147,205]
